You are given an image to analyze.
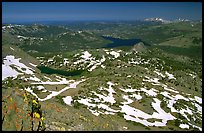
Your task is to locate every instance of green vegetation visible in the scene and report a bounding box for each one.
[154,45,202,60]
[117,112,124,118]
[2,21,202,131]
[73,101,82,109]
[55,96,66,105]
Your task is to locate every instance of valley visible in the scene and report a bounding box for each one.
[2,20,202,131]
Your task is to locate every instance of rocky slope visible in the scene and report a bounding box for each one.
[2,22,202,131]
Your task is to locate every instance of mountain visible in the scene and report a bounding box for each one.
[176,18,190,22]
[144,18,171,24]
[144,17,195,24]
[2,21,202,131]
[2,24,111,54]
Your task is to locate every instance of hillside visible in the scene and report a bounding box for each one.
[2,24,111,54]
[2,21,202,131]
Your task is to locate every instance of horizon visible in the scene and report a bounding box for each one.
[2,2,202,23]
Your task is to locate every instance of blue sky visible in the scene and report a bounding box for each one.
[2,2,202,23]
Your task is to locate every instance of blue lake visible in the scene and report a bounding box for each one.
[102,36,148,48]
[37,66,84,77]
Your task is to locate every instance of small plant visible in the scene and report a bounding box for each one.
[168,127,174,130]
[21,67,26,71]
[117,112,124,117]
[174,119,180,127]
[73,101,81,109]
[195,87,198,91]
[55,95,66,105]
[145,126,151,130]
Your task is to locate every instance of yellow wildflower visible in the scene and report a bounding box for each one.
[32,100,38,104]
[10,97,12,102]
[41,117,45,121]
[33,112,40,118]
[24,94,28,102]
[24,98,28,103]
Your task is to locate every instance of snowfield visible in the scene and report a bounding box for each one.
[72,79,202,130]
[2,64,20,80]
[72,50,107,71]
[26,79,86,101]
[2,49,202,131]
[2,55,35,80]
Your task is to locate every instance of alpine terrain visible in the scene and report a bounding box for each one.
[2,19,202,131]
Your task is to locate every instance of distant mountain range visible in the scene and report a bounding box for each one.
[144,18,171,24]
[2,18,202,26]
[144,17,201,24]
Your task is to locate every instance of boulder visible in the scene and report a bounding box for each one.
[132,42,146,52]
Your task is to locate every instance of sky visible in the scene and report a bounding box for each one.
[2,2,202,23]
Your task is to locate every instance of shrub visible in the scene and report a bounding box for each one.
[117,112,124,117]
[174,119,180,127]
[168,127,174,130]
[195,87,198,91]
[73,101,81,109]
[55,95,66,105]
[145,127,151,130]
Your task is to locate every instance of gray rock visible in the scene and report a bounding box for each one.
[132,42,146,52]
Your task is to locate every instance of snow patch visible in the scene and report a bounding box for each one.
[36,86,45,90]
[131,94,142,100]
[179,124,189,129]
[2,55,34,80]
[97,103,119,113]
[154,70,165,78]
[109,51,120,58]
[17,35,28,39]
[10,47,14,51]
[81,51,92,60]
[78,98,96,107]
[122,95,134,104]
[63,58,69,65]
[2,64,20,80]
[44,76,52,81]
[194,96,202,104]
[63,96,73,106]
[120,101,176,127]
[165,71,176,80]
[189,73,196,79]
[26,79,86,101]
[29,76,41,82]
[29,63,37,67]
[163,86,179,94]
[141,88,157,97]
